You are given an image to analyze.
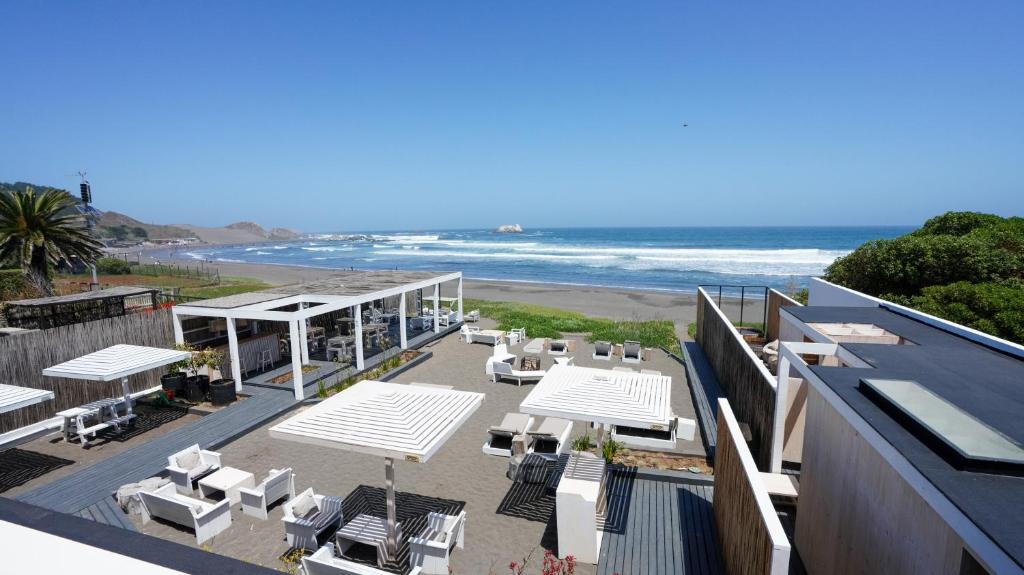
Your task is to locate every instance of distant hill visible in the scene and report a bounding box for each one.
[172,222,300,244]
[98,211,193,240]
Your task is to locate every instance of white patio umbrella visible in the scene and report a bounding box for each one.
[518,364,673,445]
[42,344,191,417]
[269,380,484,559]
[0,383,55,414]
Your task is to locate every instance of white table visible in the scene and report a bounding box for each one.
[198,466,255,504]
[335,513,402,567]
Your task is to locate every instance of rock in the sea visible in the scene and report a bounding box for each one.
[496,224,523,233]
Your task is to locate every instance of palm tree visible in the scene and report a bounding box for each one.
[0,186,104,295]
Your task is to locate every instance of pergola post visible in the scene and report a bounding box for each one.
[289,320,304,400]
[398,291,408,349]
[298,303,309,365]
[433,284,440,334]
[171,311,184,345]
[385,456,398,560]
[354,304,365,371]
[456,276,464,322]
[226,317,243,392]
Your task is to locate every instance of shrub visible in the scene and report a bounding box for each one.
[889,281,1024,343]
[96,257,132,275]
[0,269,33,300]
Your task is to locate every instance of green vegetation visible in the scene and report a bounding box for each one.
[463,298,677,348]
[571,433,595,452]
[0,269,32,300]
[825,211,1024,344]
[687,321,764,339]
[96,257,132,275]
[179,280,271,299]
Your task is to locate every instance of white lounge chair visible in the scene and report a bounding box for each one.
[139,482,231,545]
[304,543,423,575]
[464,310,480,323]
[547,340,568,355]
[166,444,222,495]
[592,341,613,360]
[460,325,480,343]
[409,510,467,574]
[484,344,517,377]
[506,327,526,345]
[483,413,536,457]
[282,487,344,550]
[239,467,296,520]
[622,341,642,363]
[490,361,545,386]
[527,418,573,455]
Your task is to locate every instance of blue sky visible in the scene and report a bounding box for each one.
[1,1,1021,231]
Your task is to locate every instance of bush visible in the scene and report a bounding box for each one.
[0,269,32,300]
[888,281,1024,344]
[96,257,132,275]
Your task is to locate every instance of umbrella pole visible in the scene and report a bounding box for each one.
[121,377,133,417]
[385,456,398,561]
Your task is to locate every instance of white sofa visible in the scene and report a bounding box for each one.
[139,482,232,545]
[303,543,423,575]
[490,361,545,386]
[166,444,222,495]
[239,467,295,520]
[484,344,516,377]
[409,511,467,575]
[282,487,344,550]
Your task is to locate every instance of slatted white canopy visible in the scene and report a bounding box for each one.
[43,345,191,417]
[270,380,483,560]
[519,364,672,428]
[0,383,55,414]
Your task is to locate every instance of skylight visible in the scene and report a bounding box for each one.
[860,378,1024,475]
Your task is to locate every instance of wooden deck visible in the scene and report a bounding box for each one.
[681,341,727,464]
[598,468,723,575]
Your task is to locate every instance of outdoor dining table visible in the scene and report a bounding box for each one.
[327,335,356,361]
[57,397,131,445]
[335,513,403,567]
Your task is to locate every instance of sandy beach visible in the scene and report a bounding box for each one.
[150,253,766,337]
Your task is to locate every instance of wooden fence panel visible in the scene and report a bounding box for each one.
[766,289,801,342]
[713,399,790,575]
[0,310,175,433]
[695,288,777,471]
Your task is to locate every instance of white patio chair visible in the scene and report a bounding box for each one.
[464,310,480,323]
[460,325,480,343]
[490,361,545,386]
[409,510,467,574]
[622,340,642,363]
[139,482,231,545]
[282,487,344,550]
[303,543,423,575]
[527,418,573,455]
[506,327,526,345]
[592,341,613,360]
[239,467,296,520]
[482,413,536,457]
[166,444,222,495]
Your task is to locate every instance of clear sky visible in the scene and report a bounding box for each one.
[1,1,1021,231]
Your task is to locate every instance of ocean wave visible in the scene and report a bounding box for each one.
[372,234,440,244]
[371,249,619,262]
[302,246,355,252]
[181,252,206,260]
[214,257,244,263]
[254,251,272,255]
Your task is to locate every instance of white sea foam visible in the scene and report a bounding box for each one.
[372,234,440,244]
[181,252,205,260]
[302,246,355,252]
[215,257,244,263]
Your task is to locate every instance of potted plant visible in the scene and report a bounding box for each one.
[172,344,224,403]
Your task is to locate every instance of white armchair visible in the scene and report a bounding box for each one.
[239,467,295,520]
[409,511,466,575]
[165,444,222,495]
[304,543,423,575]
[282,487,344,550]
[464,310,480,323]
[506,327,526,345]
[460,325,480,343]
[139,483,232,545]
[484,344,516,376]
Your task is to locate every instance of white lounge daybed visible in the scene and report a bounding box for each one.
[282,487,344,550]
[490,361,545,386]
[482,413,536,457]
[166,444,222,495]
[527,418,573,456]
[239,467,296,520]
[622,340,642,363]
[139,482,231,545]
[592,341,612,360]
[304,543,423,575]
[409,510,467,575]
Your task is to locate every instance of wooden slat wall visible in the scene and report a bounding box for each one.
[695,289,777,471]
[765,289,801,342]
[0,310,175,434]
[713,400,789,575]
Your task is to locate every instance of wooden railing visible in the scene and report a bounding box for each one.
[0,309,175,433]
[765,289,801,342]
[713,398,791,575]
[695,287,778,471]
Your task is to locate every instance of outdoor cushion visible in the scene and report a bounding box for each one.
[292,493,318,519]
[178,451,200,471]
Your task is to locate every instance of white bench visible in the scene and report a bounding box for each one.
[139,483,232,545]
[239,467,296,520]
[282,488,344,550]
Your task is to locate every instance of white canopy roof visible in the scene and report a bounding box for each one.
[42,345,191,382]
[0,383,55,414]
[269,380,484,463]
[519,364,672,428]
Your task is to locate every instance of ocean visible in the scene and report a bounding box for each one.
[166,226,912,293]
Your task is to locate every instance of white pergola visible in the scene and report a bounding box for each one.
[0,383,55,415]
[42,344,191,417]
[269,380,484,559]
[171,271,463,400]
[519,364,673,442]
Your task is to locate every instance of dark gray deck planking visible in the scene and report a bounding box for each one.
[598,469,723,575]
[681,341,726,464]
[76,497,137,531]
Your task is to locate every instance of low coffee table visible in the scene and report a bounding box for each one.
[521,356,541,371]
[198,466,255,504]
